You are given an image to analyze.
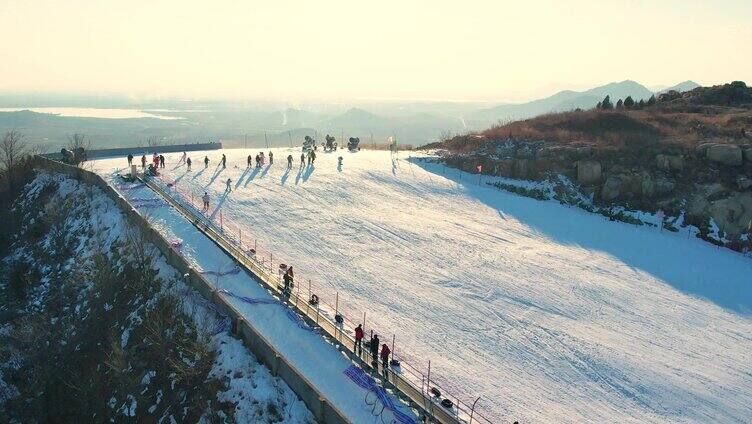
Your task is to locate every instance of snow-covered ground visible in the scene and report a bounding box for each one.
[91,148,752,423]
[2,171,314,422]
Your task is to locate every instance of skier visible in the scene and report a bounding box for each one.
[225,178,232,192]
[204,156,209,168]
[370,334,380,369]
[159,154,165,168]
[300,153,305,168]
[221,154,227,169]
[269,151,273,164]
[380,343,391,375]
[141,155,147,168]
[310,150,316,165]
[202,192,210,212]
[127,153,133,166]
[282,267,293,293]
[186,157,192,171]
[247,155,252,168]
[287,154,293,169]
[354,324,364,356]
[255,154,260,168]
[180,151,187,164]
[260,152,265,166]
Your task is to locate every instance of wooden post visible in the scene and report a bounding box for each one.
[427,360,433,416]
[335,292,340,342]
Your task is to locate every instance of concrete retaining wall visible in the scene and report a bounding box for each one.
[32,155,349,424]
[43,142,222,160]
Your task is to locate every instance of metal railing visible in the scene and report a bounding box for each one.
[142,174,494,424]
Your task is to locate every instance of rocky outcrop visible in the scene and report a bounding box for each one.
[738,176,752,191]
[744,147,752,163]
[601,175,625,201]
[656,154,684,172]
[601,172,676,201]
[688,190,752,239]
[576,160,602,185]
[706,144,743,166]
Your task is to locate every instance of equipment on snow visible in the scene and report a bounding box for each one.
[303,135,316,152]
[347,137,360,151]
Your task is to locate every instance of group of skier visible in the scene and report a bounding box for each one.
[353,324,392,375]
[247,151,273,168]
[129,147,345,211]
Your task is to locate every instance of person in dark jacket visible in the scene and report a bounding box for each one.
[282,268,293,293]
[247,155,252,167]
[269,151,273,164]
[380,343,391,375]
[354,324,364,355]
[186,157,192,171]
[221,154,227,169]
[287,154,293,169]
[127,154,133,166]
[310,150,316,165]
[141,155,147,168]
[370,334,380,369]
[300,153,305,168]
[159,154,165,168]
[204,156,209,168]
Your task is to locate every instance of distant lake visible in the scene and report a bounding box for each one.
[0,107,184,120]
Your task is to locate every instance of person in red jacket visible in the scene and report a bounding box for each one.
[354,324,364,356]
[380,343,391,375]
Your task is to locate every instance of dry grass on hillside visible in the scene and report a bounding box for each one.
[437,108,752,153]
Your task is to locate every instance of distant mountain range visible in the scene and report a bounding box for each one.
[466,80,700,126]
[0,80,704,149]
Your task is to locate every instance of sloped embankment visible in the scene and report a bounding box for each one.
[0,171,314,423]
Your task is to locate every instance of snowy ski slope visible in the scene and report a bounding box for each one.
[91,148,752,423]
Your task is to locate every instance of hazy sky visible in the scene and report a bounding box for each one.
[1,0,750,102]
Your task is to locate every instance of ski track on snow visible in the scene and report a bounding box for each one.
[91,149,752,424]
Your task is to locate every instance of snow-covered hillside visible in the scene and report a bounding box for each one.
[0,171,313,422]
[91,148,752,423]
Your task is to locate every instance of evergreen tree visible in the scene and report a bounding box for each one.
[616,99,624,110]
[601,95,614,110]
[637,99,645,109]
[646,94,657,106]
[596,101,602,109]
[624,96,635,109]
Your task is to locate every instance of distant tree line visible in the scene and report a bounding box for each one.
[595,94,656,111]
